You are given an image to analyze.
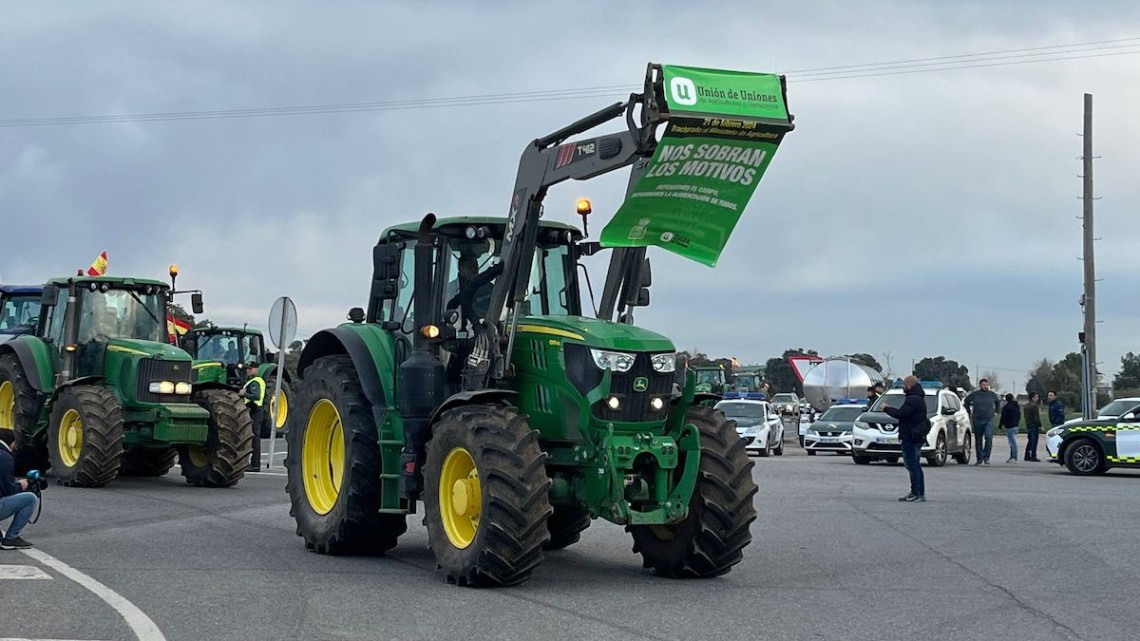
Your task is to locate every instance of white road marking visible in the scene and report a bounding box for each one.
[20,548,166,641]
[0,564,52,579]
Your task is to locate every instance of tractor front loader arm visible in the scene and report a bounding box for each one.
[466,68,668,390]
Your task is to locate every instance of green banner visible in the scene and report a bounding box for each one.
[599,66,792,267]
[661,65,788,121]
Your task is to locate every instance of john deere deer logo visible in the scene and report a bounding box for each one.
[633,377,649,392]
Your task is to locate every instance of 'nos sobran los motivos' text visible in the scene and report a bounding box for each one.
[644,143,768,186]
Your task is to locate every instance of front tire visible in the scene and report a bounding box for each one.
[0,354,46,474]
[48,385,124,487]
[178,389,252,487]
[424,404,552,586]
[1063,438,1106,476]
[628,405,757,578]
[852,455,872,465]
[544,505,592,551]
[285,355,406,555]
[926,433,948,467]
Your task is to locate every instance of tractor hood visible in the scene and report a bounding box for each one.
[106,338,193,361]
[518,315,674,353]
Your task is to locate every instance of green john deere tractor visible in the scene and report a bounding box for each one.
[0,276,252,487]
[180,324,292,437]
[285,62,794,586]
[693,365,729,395]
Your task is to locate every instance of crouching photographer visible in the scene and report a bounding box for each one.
[0,429,42,550]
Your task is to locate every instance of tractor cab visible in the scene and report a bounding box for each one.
[693,366,727,394]
[181,327,268,380]
[0,285,42,344]
[38,277,176,378]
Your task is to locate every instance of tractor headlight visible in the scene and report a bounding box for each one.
[149,381,176,394]
[174,382,192,395]
[590,348,635,373]
[651,352,676,373]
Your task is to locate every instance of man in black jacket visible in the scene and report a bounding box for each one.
[1000,394,1021,463]
[0,430,37,549]
[882,376,929,502]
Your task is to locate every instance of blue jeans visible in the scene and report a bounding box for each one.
[974,417,995,462]
[0,492,38,540]
[1006,427,1019,460]
[901,441,925,497]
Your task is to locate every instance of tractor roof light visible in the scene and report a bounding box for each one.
[576,198,592,215]
[421,325,441,339]
[169,264,179,278]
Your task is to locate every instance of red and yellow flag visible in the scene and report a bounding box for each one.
[86,251,109,276]
[166,314,191,343]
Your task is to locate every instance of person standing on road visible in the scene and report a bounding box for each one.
[1048,391,1066,429]
[964,379,1001,466]
[0,430,37,549]
[1000,394,1021,463]
[1023,392,1043,462]
[242,364,267,472]
[882,375,929,502]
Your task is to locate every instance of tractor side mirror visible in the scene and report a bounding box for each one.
[40,284,60,307]
[371,243,401,300]
[191,293,204,315]
[634,287,650,307]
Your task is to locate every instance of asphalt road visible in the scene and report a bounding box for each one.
[3,435,1138,641]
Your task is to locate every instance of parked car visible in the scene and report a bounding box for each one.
[804,402,865,455]
[850,383,973,466]
[1046,401,1140,475]
[716,399,785,457]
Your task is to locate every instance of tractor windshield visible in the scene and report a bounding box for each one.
[193,332,264,365]
[696,369,723,385]
[78,288,166,343]
[0,295,40,334]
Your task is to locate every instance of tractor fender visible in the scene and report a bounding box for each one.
[258,362,293,383]
[299,328,386,408]
[52,376,105,400]
[429,390,519,426]
[0,340,49,393]
[692,392,722,407]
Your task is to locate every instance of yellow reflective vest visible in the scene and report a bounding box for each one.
[242,376,266,407]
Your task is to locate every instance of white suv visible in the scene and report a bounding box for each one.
[850,384,973,466]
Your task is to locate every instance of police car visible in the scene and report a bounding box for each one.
[850,381,973,466]
[715,399,785,457]
[803,399,865,455]
[1046,409,1140,475]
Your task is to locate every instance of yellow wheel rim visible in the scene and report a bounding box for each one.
[439,447,481,549]
[58,408,84,468]
[186,446,209,468]
[302,399,345,515]
[272,389,289,430]
[0,380,14,430]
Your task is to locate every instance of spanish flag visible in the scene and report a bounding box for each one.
[86,252,109,276]
[166,314,191,343]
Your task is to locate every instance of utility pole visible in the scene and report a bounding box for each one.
[1080,92,1097,418]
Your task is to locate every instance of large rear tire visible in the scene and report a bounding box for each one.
[0,354,46,474]
[423,404,552,586]
[628,405,757,578]
[544,505,592,551]
[120,447,177,477]
[285,355,406,555]
[48,385,124,488]
[178,389,252,487]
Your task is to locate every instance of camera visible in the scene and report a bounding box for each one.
[25,469,48,493]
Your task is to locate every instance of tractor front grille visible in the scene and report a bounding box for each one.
[591,353,673,423]
[136,358,193,404]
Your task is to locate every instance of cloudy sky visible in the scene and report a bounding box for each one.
[2,1,1138,390]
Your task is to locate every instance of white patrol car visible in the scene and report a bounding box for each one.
[850,382,973,466]
[716,399,785,457]
[804,401,866,455]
